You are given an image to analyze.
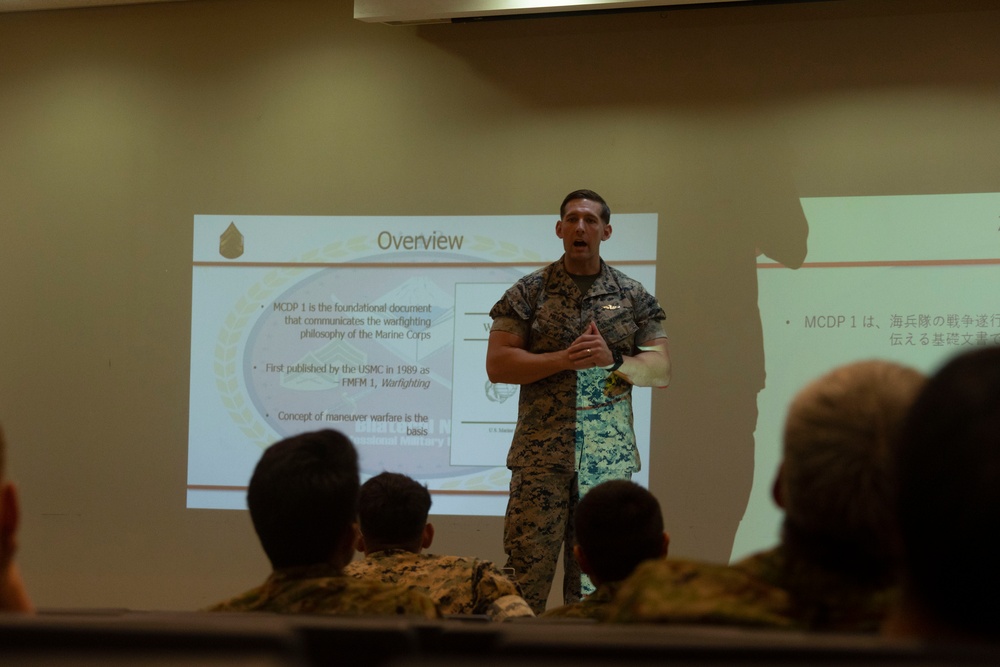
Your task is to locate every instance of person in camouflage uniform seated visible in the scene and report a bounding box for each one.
[487,189,671,613]
[345,472,533,621]
[205,430,439,618]
[608,360,925,631]
[541,480,668,621]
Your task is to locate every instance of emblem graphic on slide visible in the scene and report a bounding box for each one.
[485,380,518,404]
[219,222,244,259]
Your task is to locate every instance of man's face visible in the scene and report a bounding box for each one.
[556,198,612,273]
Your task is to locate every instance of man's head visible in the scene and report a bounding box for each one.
[1,425,14,557]
[0,425,15,566]
[356,472,433,555]
[556,189,612,275]
[893,346,1000,639]
[247,429,359,571]
[0,425,32,612]
[573,480,668,586]
[777,360,925,583]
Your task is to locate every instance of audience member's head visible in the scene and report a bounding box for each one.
[891,346,1000,641]
[356,471,433,554]
[0,425,32,612]
[573,480,668,586]
[247,429,359,571]
[776,359,925,584]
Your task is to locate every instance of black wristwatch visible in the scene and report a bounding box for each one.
[607,349,624,373]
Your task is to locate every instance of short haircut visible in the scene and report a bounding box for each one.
[357,472,431,548]
[574,480,664,583]
[246,429,359,570]
[780,360,925,583]
[560,189,611,225]
[894,346,1000,636]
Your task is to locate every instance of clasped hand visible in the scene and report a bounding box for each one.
[567,321,611,370]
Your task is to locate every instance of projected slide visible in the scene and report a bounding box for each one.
[732,192,1000,560]
[187,214,659,513]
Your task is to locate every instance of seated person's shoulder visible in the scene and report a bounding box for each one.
[540,599,606,622]
[208,570,440,618]
[335,576,442,618]
[540,582,620,621]
[606,558,794,628]
[348,550,466,580]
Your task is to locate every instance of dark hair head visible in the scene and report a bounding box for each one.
[246,429,359,570]
[574,480,664,583]
[357,472,431,551]
[894,346,1000,637]
[561,189,610,225]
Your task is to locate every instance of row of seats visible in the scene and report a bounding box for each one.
[2,610,998,667]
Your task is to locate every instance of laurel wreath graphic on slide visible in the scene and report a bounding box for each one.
[212,233,536,495]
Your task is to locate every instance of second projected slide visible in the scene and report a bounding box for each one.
[187,214,659,513]
[731,192,1000,561]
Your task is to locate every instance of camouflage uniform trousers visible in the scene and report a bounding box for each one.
[503,465,631,614]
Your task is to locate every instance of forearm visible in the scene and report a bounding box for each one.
[616,339,671,388]
[486,343,570,385]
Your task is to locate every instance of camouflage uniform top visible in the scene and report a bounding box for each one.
[539,581,622,621]
[343,549,533,620]
[604,558,795,628]
[732,545,897,632]
[490,258,666,473]
[205,563,440,618]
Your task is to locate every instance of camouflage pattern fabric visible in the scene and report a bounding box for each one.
[491,257,666,614]
[575,460,633,599]
[604,558,795,628]
[539,581,622,621]
[343,549,533,620]
[502,467,582,614]
[732,546,897,632]
[490,257,666,473]
[488,594,537,621]
[204,563,440,618]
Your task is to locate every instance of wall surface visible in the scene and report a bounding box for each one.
[0,0,998,611]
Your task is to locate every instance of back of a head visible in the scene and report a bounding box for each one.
[780,359,925,582]
[357,472,431,551]
[247,429,359,570]
[575,480,664,584]
[0,423,33,613]
[894,346,1000,638]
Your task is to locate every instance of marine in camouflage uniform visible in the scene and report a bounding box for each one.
[204,562,440,618]
[490,256,666,613]
[606,550,895,631]
[343,548,534,621]
[732,545,897,632]
[604,558,795,628]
